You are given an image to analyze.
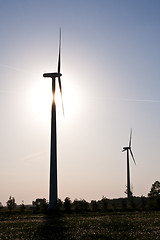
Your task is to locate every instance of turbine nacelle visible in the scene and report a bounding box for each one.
[122,146,130,151]
[43,72,62,79]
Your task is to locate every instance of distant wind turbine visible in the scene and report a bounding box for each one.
[122,129,136,198]
[43,29,63,209]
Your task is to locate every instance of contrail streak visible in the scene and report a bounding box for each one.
[0,63,39,76]
[121,98,160,103]
[21,152,48,162]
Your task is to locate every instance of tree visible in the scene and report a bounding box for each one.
[91,200,98,211]
[73,199,89,212]
[64,197,72,212]
[148,181,160,198]
[57,198,63,211]
[101,197,108,211]
[20,200,26,213]
[148,181,160,210]
[112,200,117,211]
[141,196,147,210]
[32,198,48,213]
[130,197,136,210]
[0,202,3,209]
[7,196,16,214]
[121,198,127,211]
[124,185,133,198]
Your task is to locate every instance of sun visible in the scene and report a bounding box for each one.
[29,79,52,123]
[29,78,78,123]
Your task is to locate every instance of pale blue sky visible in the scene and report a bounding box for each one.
[0,0,160,205]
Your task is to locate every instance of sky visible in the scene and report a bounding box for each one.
[0,0,160,205]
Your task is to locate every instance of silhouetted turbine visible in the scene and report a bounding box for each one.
[43,29,63,209]
[122,129,136,198]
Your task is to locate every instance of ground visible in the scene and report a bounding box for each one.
[0,211,159,239]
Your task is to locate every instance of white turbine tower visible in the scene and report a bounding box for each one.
[43,29,63,209]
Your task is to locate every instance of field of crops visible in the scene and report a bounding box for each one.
[0,211,159,239]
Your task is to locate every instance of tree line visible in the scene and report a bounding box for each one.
[0,180,160,214]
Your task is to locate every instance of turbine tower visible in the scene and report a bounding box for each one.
[43,29,63,209]
[122,129,136,198]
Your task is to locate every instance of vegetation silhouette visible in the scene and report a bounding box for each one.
[148,181,160,197]
[1,181,160,214]
[0,182,160,240]
[32,198,48,213]
[6,196,16,215]
[148,181,160,210]
[64,197,72,213]
[20,200,26,213]
[73,199,89,213]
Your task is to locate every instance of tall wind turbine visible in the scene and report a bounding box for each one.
[43,29,63,209]
[122,129,136,198]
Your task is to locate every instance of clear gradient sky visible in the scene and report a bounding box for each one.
[0,0,160,205]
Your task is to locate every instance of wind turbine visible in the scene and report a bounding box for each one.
[122,129,136,198]
[43,29,63,209]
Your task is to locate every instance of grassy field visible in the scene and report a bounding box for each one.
[0,211,159,239]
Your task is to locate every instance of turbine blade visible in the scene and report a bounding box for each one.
[129,128,132,147]
[58,28,61,74]
[58,76,64,115]
[130,149,136,165]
